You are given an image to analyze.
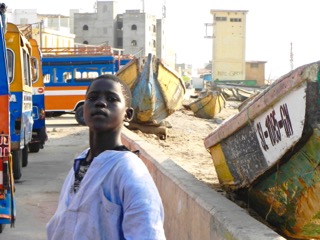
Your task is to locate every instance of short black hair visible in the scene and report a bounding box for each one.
[86,74,132,107]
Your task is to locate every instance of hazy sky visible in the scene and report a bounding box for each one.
[7,0,320,80]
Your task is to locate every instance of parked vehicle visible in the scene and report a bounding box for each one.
[0,8,16,233]
[5,22,34,179]
[28,38,47,153]
[42,46,131,125]
[204,61,320,239]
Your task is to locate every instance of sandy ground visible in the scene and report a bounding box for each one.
[131,99,241,191]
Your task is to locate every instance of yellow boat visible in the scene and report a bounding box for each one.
[188,91,226,119]
[116,53,186,125]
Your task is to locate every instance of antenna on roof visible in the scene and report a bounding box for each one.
[162,0,166,19]
[141,0,145,13]
[93,1,97,13]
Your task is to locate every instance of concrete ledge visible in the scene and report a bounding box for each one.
[122,128,285,240]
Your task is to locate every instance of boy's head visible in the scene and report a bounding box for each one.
[84,74,134,131]
[86,74,132,107]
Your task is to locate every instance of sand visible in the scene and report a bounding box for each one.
[131,100,241,190]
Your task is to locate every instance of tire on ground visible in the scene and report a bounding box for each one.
[12,149,22,180]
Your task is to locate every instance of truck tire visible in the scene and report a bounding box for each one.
[28,142,40,153]
[75,105,86,126]
[12,149,22,180]
[22,145,29,167]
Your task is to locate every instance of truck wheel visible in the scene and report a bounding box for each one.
[22,145,29,167]
[28,142,40,153]
[12,149,22,180]
[75,105,86,126]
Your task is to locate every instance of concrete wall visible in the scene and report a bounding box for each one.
[121,128,285,240]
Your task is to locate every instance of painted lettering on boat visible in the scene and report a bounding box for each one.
[256,103,293,151]
[254,84,306,166]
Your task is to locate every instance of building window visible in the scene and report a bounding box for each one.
[131,24,137,30]
[83,25,89,30]
[250,63,259,68]
[117,38,123,48]
[117,22,123,30]
[230,18,242,22]
[131,40,137,46]
[153,40,156,48]
[83,41,89,44]
[152,25,156,33]
[215,16,227,21]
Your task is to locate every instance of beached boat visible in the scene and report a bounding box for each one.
[187,90,226,119]
[116,53,186,125]
[204,61,320,239]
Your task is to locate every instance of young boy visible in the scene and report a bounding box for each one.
[47,74,166,240]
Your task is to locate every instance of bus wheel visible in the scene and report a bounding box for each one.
[29,142,40,153]
[22,145,29,167]
[75,105,86,126]
[12,149,22,180]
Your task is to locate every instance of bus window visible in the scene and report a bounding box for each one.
[6,49,14,83]
[31,57,39,84]
[23,49,31,87]
[88,72,98,79]
[75,70,82,79]
[44,74,50,83]
[63,71,72,82]
[74,69,98,82]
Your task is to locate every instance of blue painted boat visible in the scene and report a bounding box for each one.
[117,53,186,125]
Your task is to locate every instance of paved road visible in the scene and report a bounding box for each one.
[1,115,88,240]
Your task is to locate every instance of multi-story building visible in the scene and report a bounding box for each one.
[211,9,248,81]
[73,1,165,58]
[73,1,118,48]
[8,1,171,67]
[210,9,266,86]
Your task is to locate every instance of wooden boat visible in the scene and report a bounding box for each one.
[188,90,226,119]
[116,53,186,125]
[204,61,320,239]
[219,84,263,101]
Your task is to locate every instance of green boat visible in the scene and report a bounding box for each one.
[204,61,320,239]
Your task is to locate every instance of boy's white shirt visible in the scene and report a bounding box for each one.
[47,149,166,240]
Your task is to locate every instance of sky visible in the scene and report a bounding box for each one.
[6,0,320,80]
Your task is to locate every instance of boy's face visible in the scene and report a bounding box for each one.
[83,78,132,131]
